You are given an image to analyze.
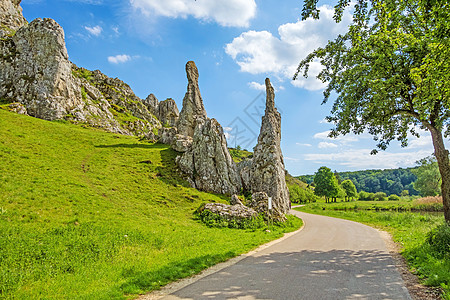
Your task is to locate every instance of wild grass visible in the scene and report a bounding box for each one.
[297,204,449,299]
[0,110,301,299]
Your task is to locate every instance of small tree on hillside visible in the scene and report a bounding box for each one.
[341,179,358,201]
[314,166,340,203]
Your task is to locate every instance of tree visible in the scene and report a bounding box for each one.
[295,0,450,222]
[412,155,441,196]
[341,179,358,201]
[314,166,340,203]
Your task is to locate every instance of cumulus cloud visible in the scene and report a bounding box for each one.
[296,143,312,147]
[225,5,351,90]
[304,149,431,170]
[248,81,266,91]
[84,25,103,36]
[130,0,256,27]
[318,142,338,149]
[313,130,359,144]
[108,54,131,64]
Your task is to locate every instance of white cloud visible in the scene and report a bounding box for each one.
[304,149,431,170]
[296,143,312,147]
[313,130,359,143]
[318,142,338,149]
[84,25,103,36]
[248,81,266,91]
[225,5,351,90]
[108,54,132,64]
[130,0,256,27]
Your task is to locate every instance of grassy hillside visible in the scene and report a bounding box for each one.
[0,110,301,299]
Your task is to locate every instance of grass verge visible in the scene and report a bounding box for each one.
[0,110,302,299]
[297,203,449,299]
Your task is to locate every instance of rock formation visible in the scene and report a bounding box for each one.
[157,98,179,128]
[143,93,159,116]
[249,78,290,217]
[197,202,257,228]
[0,2,161,139]
[0,0,27,37]
[177,118,241,195]
[176,61,207,137]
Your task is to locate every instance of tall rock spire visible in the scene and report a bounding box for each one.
[176,61,207,137]
[249,78,290,216]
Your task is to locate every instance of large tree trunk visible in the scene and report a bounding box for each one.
[429,127,450,222]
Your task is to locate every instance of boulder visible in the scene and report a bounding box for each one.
[249,78,290,216]
[248,192,286,222]
[176,118,241,195]
[171,134,193,152]
[199,203,257,227]
[230,194,243,206]
[176,61,207,137]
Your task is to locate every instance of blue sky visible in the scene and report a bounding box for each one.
[21,0,441,175]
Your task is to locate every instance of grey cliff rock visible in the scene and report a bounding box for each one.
[249,78,290,218]
[1,18,84,120]
[177,118,241,195]
[0,3,161,139]
[171,134,193,152]
[248,192,286,221]
[237,158,253,192]
[176,61,207,137]
[143,93,159,116]
[0,0,27,37]
[157,98,179,128]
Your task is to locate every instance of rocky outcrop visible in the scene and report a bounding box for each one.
[0,0,27,37]
[237,158,253,192]
[0,1,161,139]
[249,78,290,217]
[230,194,243,206]
[177,118,241,195]
[248,192,286,221]
[197,203,257,228]
[1,18,85,120]
[158,98,179,128]
[143,93,159,116]
[176,61,207,137]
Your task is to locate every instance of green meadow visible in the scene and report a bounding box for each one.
[0,109,301,299]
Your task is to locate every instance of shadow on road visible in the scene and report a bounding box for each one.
[167,249,409,300]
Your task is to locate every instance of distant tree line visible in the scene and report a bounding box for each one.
[299,167,419,196]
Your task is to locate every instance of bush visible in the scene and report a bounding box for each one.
[374,192,387,201]
[388,194,400,201]
[427,223,450,258]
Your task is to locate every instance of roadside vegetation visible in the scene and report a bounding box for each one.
[0,110,301,299]
[297,203,449,299]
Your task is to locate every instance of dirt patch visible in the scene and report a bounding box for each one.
[377,230,443,299]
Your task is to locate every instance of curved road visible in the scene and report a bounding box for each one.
[146,210,412,300]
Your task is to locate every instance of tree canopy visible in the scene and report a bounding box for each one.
[314,166,340,202]
[412,155,441,196]
[296,0,450,221]
[341,179,358,201]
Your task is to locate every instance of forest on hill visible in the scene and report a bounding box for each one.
[298,168,419,196]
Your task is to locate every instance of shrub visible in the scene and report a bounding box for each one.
[388,194,400,201]
[427,224,450,258]
[374,192,387,201]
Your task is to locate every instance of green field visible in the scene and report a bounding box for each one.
[0,110,301,299]
[297,201,449,299]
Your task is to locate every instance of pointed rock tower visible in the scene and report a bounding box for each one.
[176,61,207,137]
[250,78,290,216]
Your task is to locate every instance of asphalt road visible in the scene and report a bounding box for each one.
[146,210,412,300]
